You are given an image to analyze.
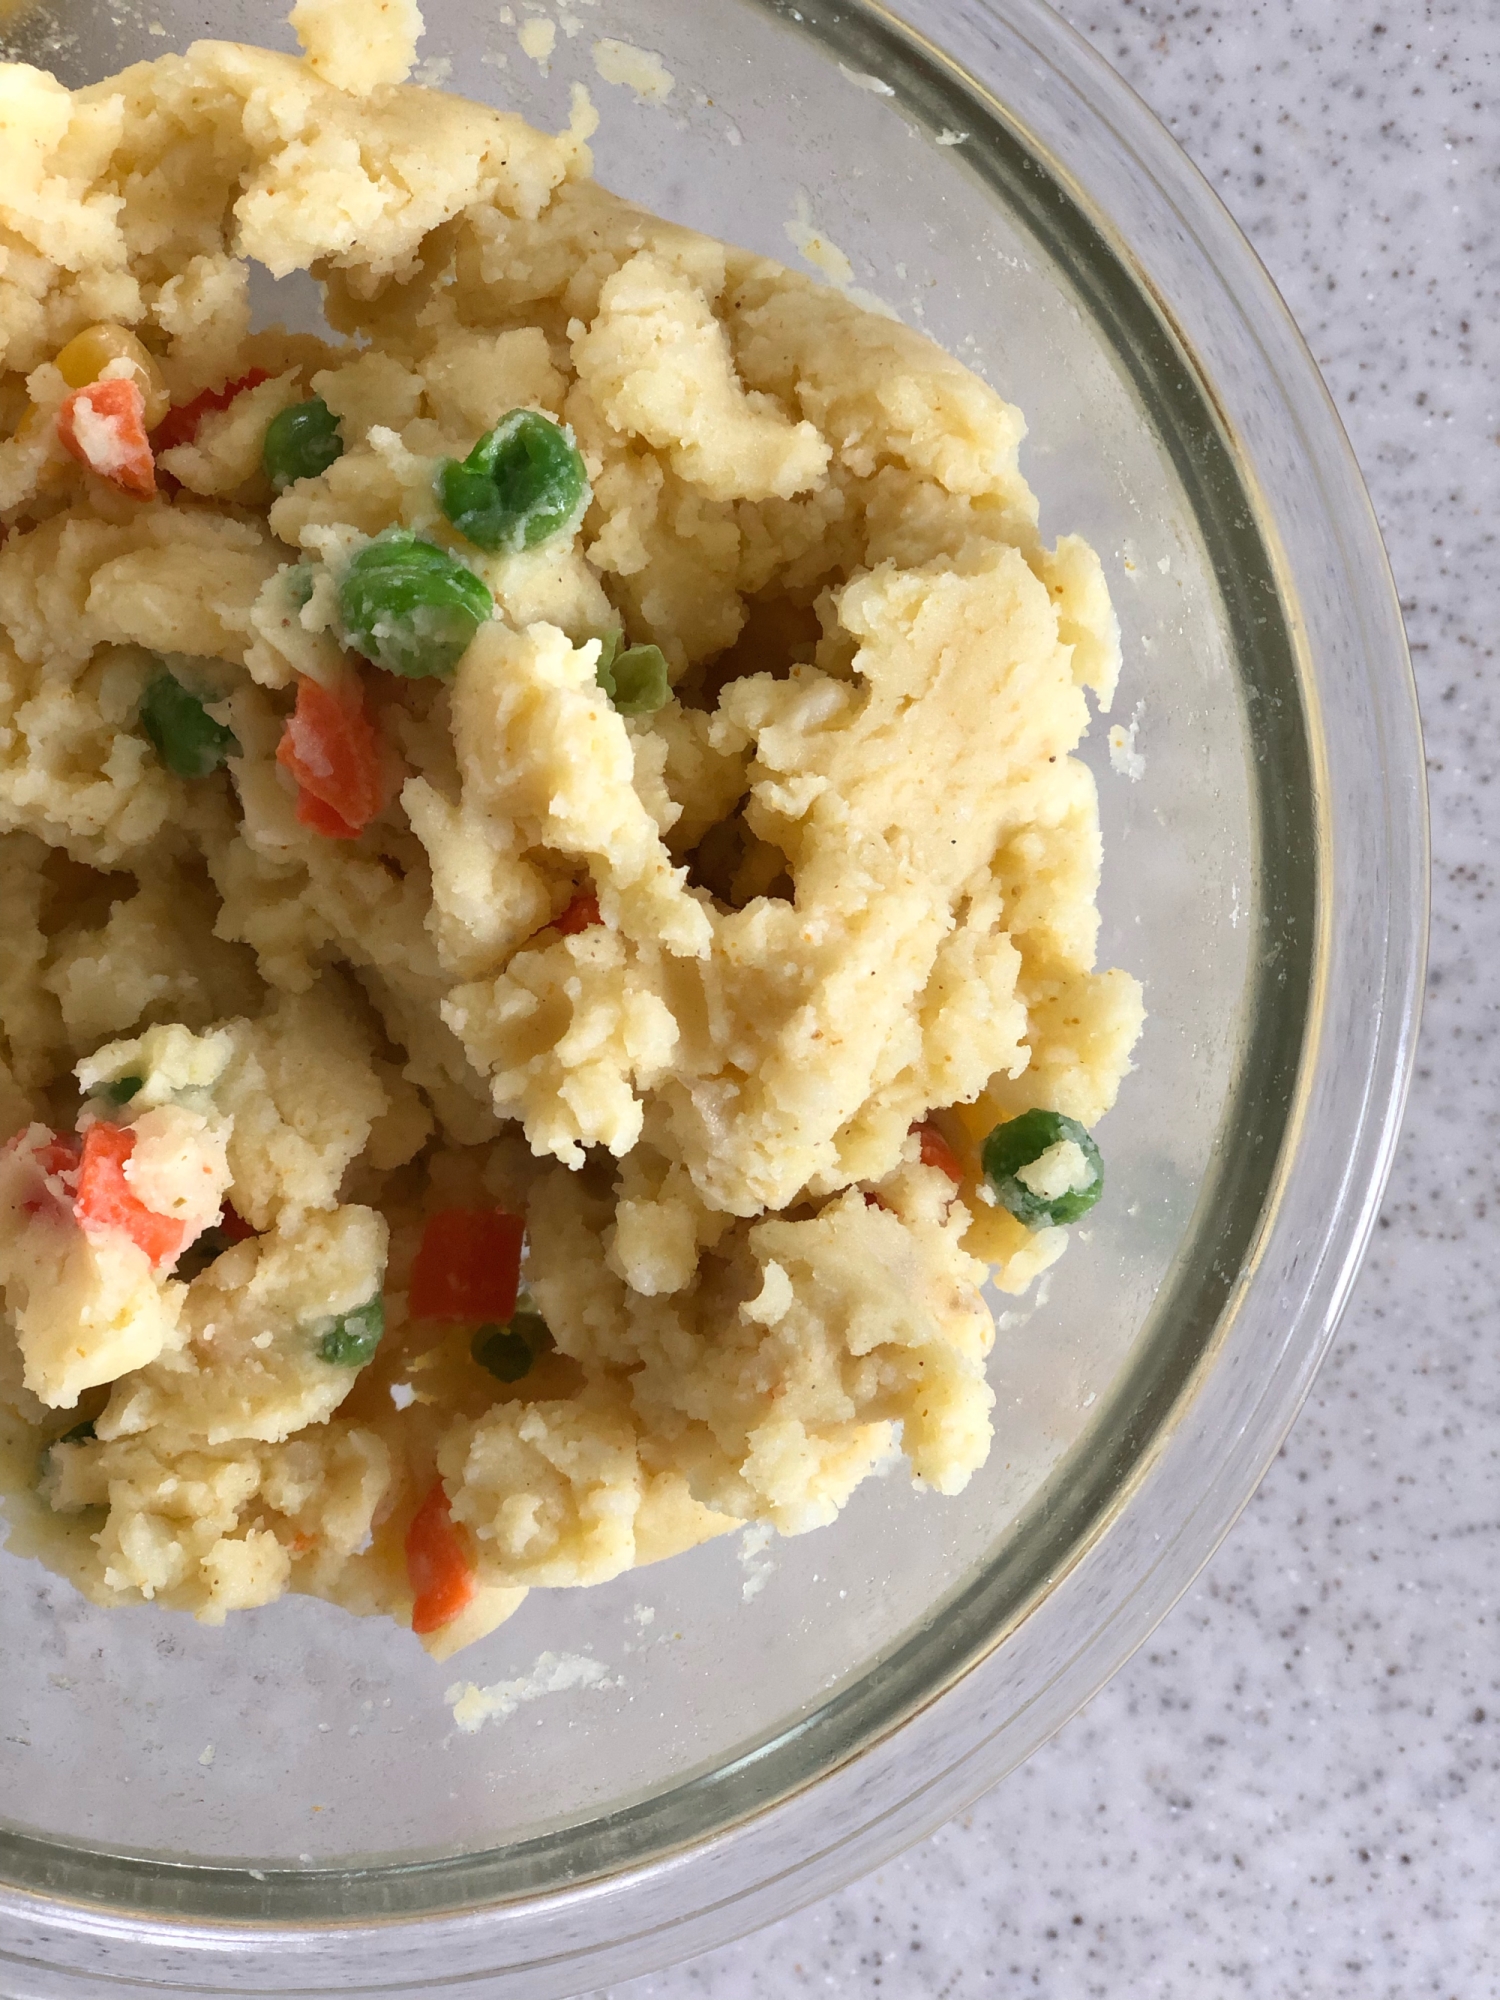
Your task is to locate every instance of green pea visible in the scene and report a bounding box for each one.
[318,1295,385,1368]
[981,1109,1103,1229]
[337,530,493,679]
[436,409,590,555]
[596,630,670,717]
[471,1308,547,1383]
[611,644,670,717]
[595,627,622,684]
[262,397,344,491]
[96,1075,143,1107]
[139,673,239,779]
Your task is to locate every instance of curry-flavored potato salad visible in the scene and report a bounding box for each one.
[0,0,1143,1657]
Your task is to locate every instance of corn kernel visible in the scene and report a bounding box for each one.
[0,376,29,436]
[13,403,50,446]
[53,324,170,430]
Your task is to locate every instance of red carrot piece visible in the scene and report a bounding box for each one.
[914,1120,965,1187]
[151,368,271,452]
[57,379,156,498]
[408,1209,525,1323]
[33,1133,82,1182]
[9,1128,81,1217]
[553,889,601,935]
[74,1122,185,1268]
[406,1481,478,1635]
[294,789,364,841]
[276,673,384,838]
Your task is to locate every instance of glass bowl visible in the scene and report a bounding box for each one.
[0,0,1425,1992]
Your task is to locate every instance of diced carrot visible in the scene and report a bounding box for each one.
[74,1122,185,1268]
[276,673,384,838]
[9,1127,81,1217]
[57,378,156,499]
[408,1208,525,1323]
[406,1481,478,1635]
[151,368,271,453]
[33,1133,82,1182]
[294,788,363,841]
[553,888,601,935]
[914,1119,965,1187]
[218,1203,256,1244]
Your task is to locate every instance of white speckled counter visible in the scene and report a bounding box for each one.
[587,3,1500,1994]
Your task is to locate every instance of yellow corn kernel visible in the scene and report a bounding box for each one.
[53,323,170,430]
[13,403,49,446]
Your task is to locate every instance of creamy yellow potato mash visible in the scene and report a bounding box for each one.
[0,0,1142,1656]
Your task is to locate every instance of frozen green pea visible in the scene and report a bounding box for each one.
[596,632,670,717]
[338,530,493,679]
[262,397,344,490]
[980,1109,1103,1229]
[318,1295,386,1368]
[139,673,239,778]
[471,1307,548,1383]
[436,409,590,555]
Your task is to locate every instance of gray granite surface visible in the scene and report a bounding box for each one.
[588,2,1500,1994]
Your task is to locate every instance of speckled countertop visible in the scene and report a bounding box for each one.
[588,3,1500,1995]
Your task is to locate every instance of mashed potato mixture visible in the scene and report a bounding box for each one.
[0,0,1143,1656]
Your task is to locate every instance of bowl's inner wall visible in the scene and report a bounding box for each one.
[0,0,1297,1901]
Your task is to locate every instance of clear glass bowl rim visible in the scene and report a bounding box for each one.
[0,0,1427,1990]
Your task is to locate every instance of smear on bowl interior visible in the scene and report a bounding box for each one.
[0,0,1143,1659]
